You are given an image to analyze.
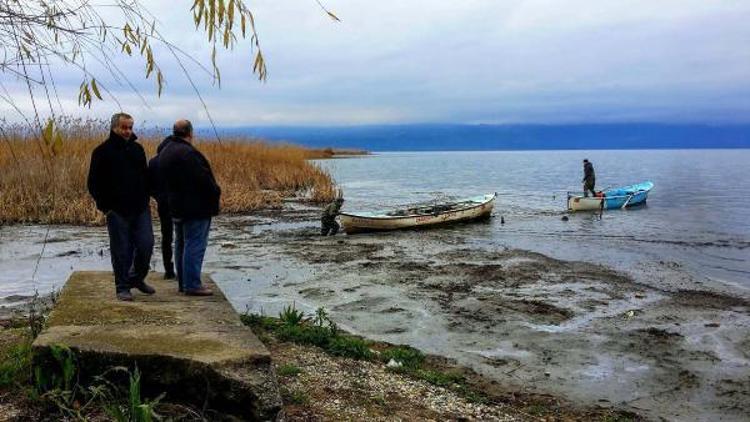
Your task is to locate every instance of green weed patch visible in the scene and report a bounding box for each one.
[242,306,486,404]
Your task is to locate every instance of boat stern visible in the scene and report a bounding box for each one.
[567,195,604,212]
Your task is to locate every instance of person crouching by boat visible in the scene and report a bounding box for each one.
[321,198,344,236]
[582,159,596,197]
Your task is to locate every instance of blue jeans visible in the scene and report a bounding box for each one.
[174,218,211,291]
[106,209,154,292]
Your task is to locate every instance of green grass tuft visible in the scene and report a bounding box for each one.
[380,345,425,369]
[276,324,331,348]
[277,364,303,377]
[279,304,306,327]
[240,313,278,331]
[282,387,310,405]
[413,369,465,387]
[327,336,373,360]
[0,340,32,388]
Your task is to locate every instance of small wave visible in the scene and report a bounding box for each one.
[701,265,750,275]
[629,237,750,249]
[498,228,750,250]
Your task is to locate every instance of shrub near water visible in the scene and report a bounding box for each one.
[0,118,336,225]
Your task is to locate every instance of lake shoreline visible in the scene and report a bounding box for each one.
[211,206,750,421]
[1,204,749,420]
[0,301,636,421]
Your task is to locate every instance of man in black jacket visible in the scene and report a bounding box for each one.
[88,113,155,301]
[148,138,177,280]
[582,159,596,197]
[158,119,221,296]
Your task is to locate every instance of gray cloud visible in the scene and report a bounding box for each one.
[2,0,749,126]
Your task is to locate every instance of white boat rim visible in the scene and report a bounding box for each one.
[341,194,495,220]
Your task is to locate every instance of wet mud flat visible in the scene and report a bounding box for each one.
[2,207,749,421]
[207,208,750,422]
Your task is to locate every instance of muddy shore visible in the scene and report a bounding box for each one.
[1,205,749,421]
[209,206,750,422]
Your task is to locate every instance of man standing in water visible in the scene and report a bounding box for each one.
[582,159,596,197]
[88,113,155,301]
[321,197,344,236]
[159,119,221,296]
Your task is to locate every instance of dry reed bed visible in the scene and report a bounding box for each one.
[0,120,335,225]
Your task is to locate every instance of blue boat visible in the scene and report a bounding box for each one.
[567,181,654,211]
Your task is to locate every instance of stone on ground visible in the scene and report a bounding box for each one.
[32,271,281,420]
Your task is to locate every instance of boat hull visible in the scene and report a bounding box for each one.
[567,181,653,212]
[341,194,495,234]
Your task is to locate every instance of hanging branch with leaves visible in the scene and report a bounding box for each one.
[0,0,338,160]
[0,0,270,110]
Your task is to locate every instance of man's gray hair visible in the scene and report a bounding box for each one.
[173,119,193,138]
[110,112,133,130]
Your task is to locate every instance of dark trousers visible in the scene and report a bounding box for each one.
[156,201,174,275]
[321,217,339,236]
[583,180,596,197]
[174,218,211,292]
[105,209,154,293]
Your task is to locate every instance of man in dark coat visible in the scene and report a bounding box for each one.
[158,119,221,296]
[148,138,176,280]
[87,113,155,301]
[582,159,596,197]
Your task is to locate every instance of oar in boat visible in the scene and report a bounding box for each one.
[621,194,634,209]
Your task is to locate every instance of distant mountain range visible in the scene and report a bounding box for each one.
[206,124,750,151]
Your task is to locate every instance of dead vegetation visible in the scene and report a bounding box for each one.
[0,118,335,225]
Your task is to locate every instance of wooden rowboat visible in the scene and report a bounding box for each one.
[567,181,654,212]
[340,193,496,234]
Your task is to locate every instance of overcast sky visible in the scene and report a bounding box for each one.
[2,0,750,126]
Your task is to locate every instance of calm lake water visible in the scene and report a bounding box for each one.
[318,149,750,290]
[3,148,747,420]
[1,149,748,300]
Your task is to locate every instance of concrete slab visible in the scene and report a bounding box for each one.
[33,271,281,420]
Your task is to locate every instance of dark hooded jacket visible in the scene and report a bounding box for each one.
[322,201,343,220]
[147,137,173,204]
[87,131,149,216]
[583,161,595,184]
[158,136,221,219]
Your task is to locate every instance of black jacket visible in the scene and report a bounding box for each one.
[87,131,150,216]
[583,161,595,184]
[147,137,173,204]
[158,136,221,219]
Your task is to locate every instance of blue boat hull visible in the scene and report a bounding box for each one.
[568,181,654,211]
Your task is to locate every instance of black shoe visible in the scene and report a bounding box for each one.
[164,271,176,280]
[116,290,134,301]
[132,282,156,295]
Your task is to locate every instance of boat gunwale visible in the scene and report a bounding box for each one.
[567,182,654,201]
[340,194,496,221]
[568,192,650,201]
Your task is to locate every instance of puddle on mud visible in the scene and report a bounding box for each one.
[2,208,749,421]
